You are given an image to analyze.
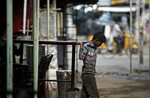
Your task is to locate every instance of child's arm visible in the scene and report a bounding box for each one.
[79,42,88,60]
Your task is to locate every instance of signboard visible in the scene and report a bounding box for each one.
[111,0,150,4]
[111,0,128,5]
[144,0,150,4]
[98,0,111,6]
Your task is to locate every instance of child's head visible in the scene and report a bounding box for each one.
[92,32,106,47]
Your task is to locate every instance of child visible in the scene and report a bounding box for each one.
[79,32,106,98]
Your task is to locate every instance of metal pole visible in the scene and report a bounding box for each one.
[46,1,50,97]
[136,0,141,73]
[71,45,75,88]
[75,8,78,82]
[23,0,27,34]
[53,0,57,38]
[57,12,60,36]
[67,44,79,91]
[47,0,50,54]
[60,12,63,35]
[142,0,145,28]
[6,0,13,98]
[47,0,50,40]
[33,0,39,98]
[136,0,140,45]
[138,0,144,73]
[129,0,133,73]
[148,2,150,75]
[37,0,40,37]
[27,19,30,36]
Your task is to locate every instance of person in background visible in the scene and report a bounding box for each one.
[144,20,150,44]
[79,32,106,98]
[0,30,20,64]
[121,15,128,32]
[112,19,125,55]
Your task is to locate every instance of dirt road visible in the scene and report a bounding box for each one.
[76,75,150,98]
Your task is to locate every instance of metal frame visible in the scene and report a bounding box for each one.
[13,40,80,91]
